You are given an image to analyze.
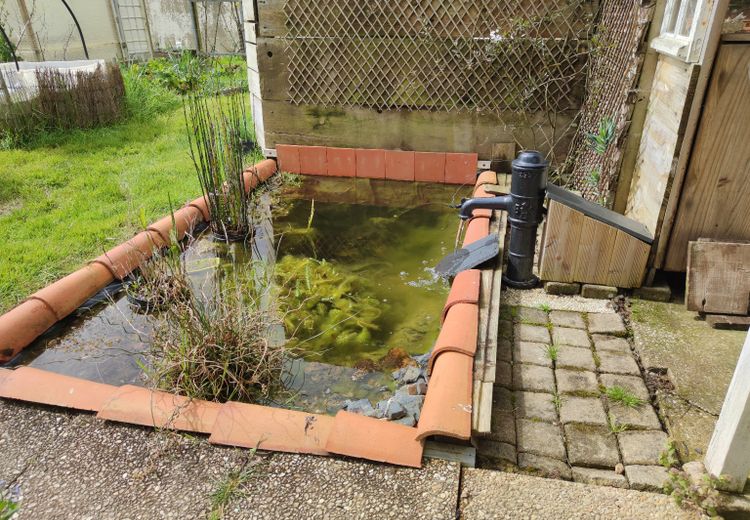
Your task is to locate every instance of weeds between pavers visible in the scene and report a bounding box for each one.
[660,440,727,517]
[605,385,644,408]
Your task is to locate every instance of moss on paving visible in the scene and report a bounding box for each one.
[0,108,199,313]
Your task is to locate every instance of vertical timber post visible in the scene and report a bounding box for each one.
[705,328,750,491]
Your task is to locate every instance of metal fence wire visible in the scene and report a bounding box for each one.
[281,0,651,206]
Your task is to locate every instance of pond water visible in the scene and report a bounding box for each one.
[13,178,467,415]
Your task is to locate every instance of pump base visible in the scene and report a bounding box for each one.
[502,274,540,290]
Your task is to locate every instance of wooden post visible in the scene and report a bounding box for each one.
[705,329,750,492]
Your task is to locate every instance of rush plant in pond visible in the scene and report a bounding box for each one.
[184,91,250,241]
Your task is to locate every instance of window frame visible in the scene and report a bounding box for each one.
[651,0,713,63]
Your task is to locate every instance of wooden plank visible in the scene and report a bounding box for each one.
[606,230,649,288]
[573,216,617,285]
[482,212,505,384]
[423,440,476,468]
[539,201,584,282]
[475,382,494,433]
[664,44,750,271]
[686,240,750,315]
[705,315,750,330]
[705,329,750,491]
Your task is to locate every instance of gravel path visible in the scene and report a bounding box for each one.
[459,469,700,519]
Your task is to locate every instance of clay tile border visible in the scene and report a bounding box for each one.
[325,411,424,467]
[417,351,473,441]
[462,217,490,247]
[0,367,118,412]
[429,303,479,373]
[97,385,223,434]
[475,170,498,187]
[209,401,333,455]
[441,269,481,324]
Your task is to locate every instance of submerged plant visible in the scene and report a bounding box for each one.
[184,90,250,241]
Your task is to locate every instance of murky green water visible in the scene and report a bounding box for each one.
[14,178,467,413]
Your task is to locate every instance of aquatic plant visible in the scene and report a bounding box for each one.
[150,277,287,403]
[184,90,250,241]
[274,255,386,363]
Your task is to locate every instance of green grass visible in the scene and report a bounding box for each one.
[0,106,200,313]
[209,461,256,519]
[544,344,558,362]
[605,385,644,408]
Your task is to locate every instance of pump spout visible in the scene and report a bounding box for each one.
[457,195,512,220]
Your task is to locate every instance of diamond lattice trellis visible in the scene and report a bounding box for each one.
[282,0,596,114]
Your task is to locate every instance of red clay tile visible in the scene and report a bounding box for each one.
[325,411,423,467]
[299,146,327,176]
[470,209,493,218]
[442,270,481,323]
[0,367,118,412]
[445,153,478,185]
[475,170,498,187]
[32,263,114,321]
[414,152,445,183]
[97,385,222,434]
[210,401,333,455]
[462,217,490,247]
[473,184,495,198]
[355,148,386,179]
[276,144,301,173]
[326,147,356,177]
[244,158,278,191]
[417,351,473,441]
[187,195,211,222]
[385,150,415,182]
[429,303,479,373]
[0,299,59,363]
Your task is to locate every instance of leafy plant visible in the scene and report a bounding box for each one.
[660,443,728,519]
[587,167,601,187]
[544,344,558,363]
[605,386,644,408]
[585,117,616,155]
[537,303,551,313]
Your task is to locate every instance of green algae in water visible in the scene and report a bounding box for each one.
[274,200,455,366]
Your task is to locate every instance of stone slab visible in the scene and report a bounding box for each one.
[549,310,586,329]
[517,419,565,459]
[556,346,597,371]
[512,364,555,393]
[476,439,517,464]
[600,374,650,401]
[581,285,618,300]
[487,410,516,444]
[515,323,550,343]
[513,341,553,367]
[571,466,629,489]
[556,370,600,395]
[559,396,608,426]
[618,430,669,465]
[592,335,632,354]
[608,403,662,430]
[588,313,627,336]
[514,391,558,422]
[552,327,590,348]
[625,465,670,492]
[544,281,581,296]
[515,307,549,325]
[565,424,620,468]
[518,453,572,480]
[597,351,641,376]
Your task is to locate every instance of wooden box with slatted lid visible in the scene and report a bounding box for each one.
[539,185,654,288]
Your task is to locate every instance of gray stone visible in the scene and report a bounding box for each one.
[559,396,608,425]
[497,338,512,362]
[556,346,596,371]
[377,399,406,420]
[515,307,549,325]
[393,394,425,421]
[565,424,621,468]
[556,369,599,395]
[344,398,375,416]
[544,281,581,296]
[394,415,416,427]
[633,284,672,303]
[412,352,431,368]
[398,382,427,395]
[517,419,566,459]
[493,386,514,413]
[514,323,550,343]
[488,410,516,444]
[477,439,517,464]
[618,430,669,465]
[682,461,707,486]
[588,313,627,336]
[551,327,590,348]
[499,320,513,340]
[625,465,670,491]
[495,361,512,388]
[513,364,555,393]
[597,351,641,376]
[401,365,424,384]
[549,310,586,329]
[571,467,629,488]
[592,334,632,354]
[514,391,558,422]
[600,374,650,400]
[581,284,618,299]
[518,453,572,480]
[513,341,553,367]
[608,403,662,430]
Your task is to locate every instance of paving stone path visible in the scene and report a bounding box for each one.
[477,307,670,491]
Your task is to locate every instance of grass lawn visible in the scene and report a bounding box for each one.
[0,107,201,314]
